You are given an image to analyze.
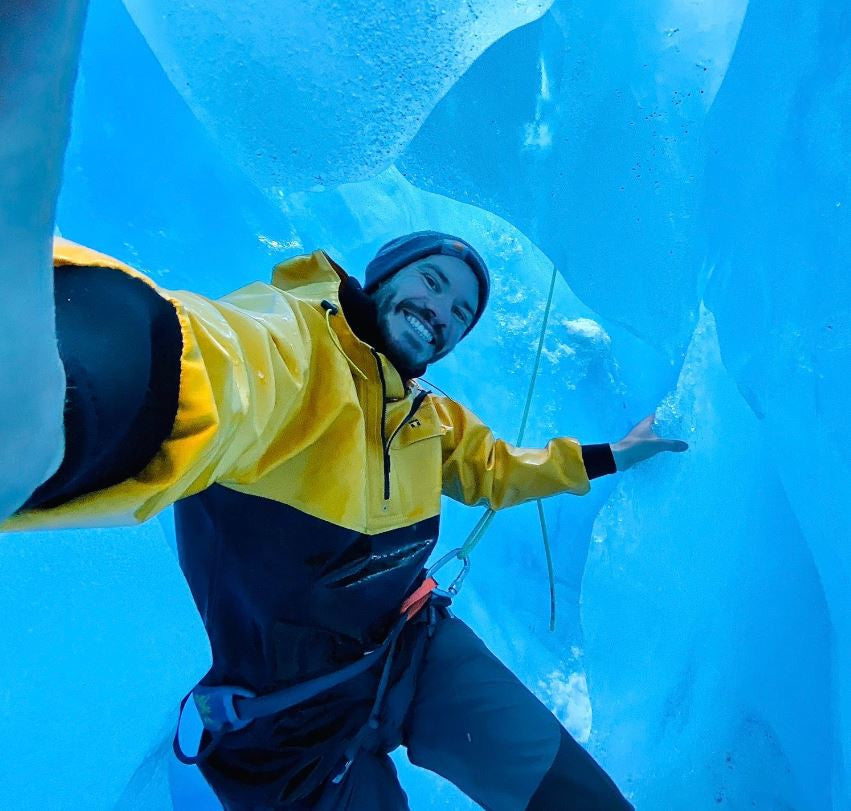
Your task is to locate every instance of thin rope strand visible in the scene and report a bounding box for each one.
[416,376,452,399]
[537,499,557,631]
[459,265,560,563]
[516,264,558,446]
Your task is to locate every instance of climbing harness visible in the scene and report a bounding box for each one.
[173,553,461,767]
[329,550,468,783]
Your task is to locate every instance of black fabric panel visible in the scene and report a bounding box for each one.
[175,485,440,690]
[526,727,635,810]
[24,264,182,509]
[581,443,617,479]
[404,616,633,810]
[176,484,441,806]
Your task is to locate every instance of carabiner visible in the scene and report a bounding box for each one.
[426,547,471,597]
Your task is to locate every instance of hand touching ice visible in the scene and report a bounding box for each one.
[611,415,689,472]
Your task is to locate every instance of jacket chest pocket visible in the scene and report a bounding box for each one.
[392,398,445,449]
[388,399,446,510]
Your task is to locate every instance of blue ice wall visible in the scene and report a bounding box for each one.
[2,0,848,808]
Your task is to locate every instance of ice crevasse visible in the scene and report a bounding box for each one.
[0,0,848,808]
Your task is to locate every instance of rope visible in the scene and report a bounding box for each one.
[416,376,452,399]
[457,264,561,629]
[516,264,558,447]
[538,500,556,632]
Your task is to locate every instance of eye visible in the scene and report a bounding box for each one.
[454,307,471,326]
[423,273,438,290]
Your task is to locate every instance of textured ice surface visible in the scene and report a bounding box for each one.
[122,0,553,193]
[0,6,78,522]
[0,518,209,810]
[4,0,849,807]
[399,0,749,360]
[583,305,831,807]
[702,8,851,802]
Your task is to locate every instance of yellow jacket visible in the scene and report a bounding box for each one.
[7,239,591,534]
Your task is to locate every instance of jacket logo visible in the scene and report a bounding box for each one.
[408,419,422,428]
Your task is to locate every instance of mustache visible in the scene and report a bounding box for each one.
[396,302,445,351]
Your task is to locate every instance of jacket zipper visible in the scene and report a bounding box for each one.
[371,349,428,501]
[372,350,392,500]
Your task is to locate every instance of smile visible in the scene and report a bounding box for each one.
[404,311,434,345]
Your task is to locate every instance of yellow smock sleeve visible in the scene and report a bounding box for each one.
[432,395,591,510]
[6,240,346,530]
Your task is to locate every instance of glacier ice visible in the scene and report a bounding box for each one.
[121,0,554,193]
[0,518,209,810]
[702,7,851,803]
[398,0,749,360]
[583,305,831,807]
[0,3,85,522]
[1,0,848,808]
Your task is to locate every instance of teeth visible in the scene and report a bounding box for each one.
[405,312,433,344]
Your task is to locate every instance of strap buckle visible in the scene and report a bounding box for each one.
[192,684,256,733]
[173,685,255,766]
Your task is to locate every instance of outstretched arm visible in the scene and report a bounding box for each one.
[0,2,90,521]
[6,243,343,532]
[436,396,597,509]
[436,398,688,509]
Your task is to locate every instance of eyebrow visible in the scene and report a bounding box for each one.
[420,262,476,319]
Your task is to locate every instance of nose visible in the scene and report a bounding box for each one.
[431,295,454,327]
[419,303,446,331]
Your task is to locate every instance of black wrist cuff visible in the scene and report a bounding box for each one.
[581,443,617,479]
[24,264,181,510]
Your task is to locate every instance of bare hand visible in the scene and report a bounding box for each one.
[611,415,688,472]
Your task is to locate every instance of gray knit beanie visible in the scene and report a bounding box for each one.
[364,231,490,332]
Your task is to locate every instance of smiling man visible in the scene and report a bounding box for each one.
[7,228,690,810]
[365,234,487,373]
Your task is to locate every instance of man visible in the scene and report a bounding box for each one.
[7,230,686,810]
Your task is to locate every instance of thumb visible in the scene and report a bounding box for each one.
[657,438,689,452]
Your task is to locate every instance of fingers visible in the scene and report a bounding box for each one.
[630,415,688,454]
[629,414,656,439]
[644,415,689,452]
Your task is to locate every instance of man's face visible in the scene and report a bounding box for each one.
[372,254,479,370]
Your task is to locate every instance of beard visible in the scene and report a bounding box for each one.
[371,286,430,379]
